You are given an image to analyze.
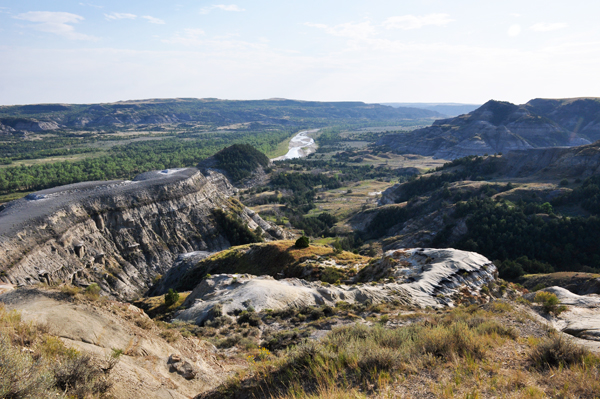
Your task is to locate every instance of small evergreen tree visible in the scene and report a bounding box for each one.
[295,236,310,248]
[164,288,180,307]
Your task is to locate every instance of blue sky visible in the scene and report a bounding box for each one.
[1,0,599,105]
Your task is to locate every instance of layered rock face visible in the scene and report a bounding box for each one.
[175,248,497,325]
[377,99,592,159]
[0,168,283,299]
[0,118,60,133]
[526,98,600,142]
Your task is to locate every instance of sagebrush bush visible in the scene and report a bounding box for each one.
[534,291,567,315]
[529,334,590,369]
[53,353,112,397]
[84,283,101,300]
[0,336,55,399]
[237,310,261,327]
[60,285,81,296]
[0,304,117,398]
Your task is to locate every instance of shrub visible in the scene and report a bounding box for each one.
[237,311,261,327]
[84,283,100,300]
[205,316,232,328]
[60,285,81,297]
[164,288,180,307]
[159,329,179,343]
[257,347,271,361]
[529,335,590,369]
[53,353,112,397]
[0,335,55,398]
[534,291,567,315]
[134,316,154,330]
[0,305,116,398]
[295,236,310,248]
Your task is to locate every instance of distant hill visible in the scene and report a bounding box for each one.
[377,99,594,159]
[525,98,600,142]
[0,98,441,132]
[381,102,480,117]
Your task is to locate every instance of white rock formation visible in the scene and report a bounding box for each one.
[528,287,600,341]
[175,248,497,325]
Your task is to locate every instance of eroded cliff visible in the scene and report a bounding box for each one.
[0,168,285,299]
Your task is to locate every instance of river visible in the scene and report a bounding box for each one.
[271,129,319,161]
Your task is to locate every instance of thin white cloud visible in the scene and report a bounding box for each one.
[507,24,521,37]
[163,28,206,45]
[79,3,103,8]
[510,13,522,18]
[142,16,165,25]
[530,22,568,32]
[104,12,137,21]
[200,4,245,14]
[215,5,244,11]
[305,21,377,40]
[382,14,453,30]
[14,11,95,40]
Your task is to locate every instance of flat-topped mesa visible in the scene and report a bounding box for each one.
[175,248,498,326]
[0,168,284,299]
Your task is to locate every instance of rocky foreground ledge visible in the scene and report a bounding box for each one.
[0,168,284,299]
[175,248,498,325]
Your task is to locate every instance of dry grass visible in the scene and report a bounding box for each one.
[197,303,600,399]
[0,303,117,398]
[133,291,189,320]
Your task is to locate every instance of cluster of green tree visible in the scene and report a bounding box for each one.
[331,234,364,253]
[258,158,412,239]
[553,175,600,215]
[0,147,97,165]
[0,129,291,195]
[394,156,500,202]
[438,198,600,277]
[364,206,410,239]
[212,209,263,246]
[213,144,270,182]
[288,212,337,237]
[0,136,100,162]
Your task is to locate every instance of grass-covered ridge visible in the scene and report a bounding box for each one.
[174,240,370,292]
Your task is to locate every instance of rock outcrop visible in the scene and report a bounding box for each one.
[526,287,600,343]
[0,287,228,398]
[0,117,60,132]
[0,168,284,299]
[377,99,592,159]
[175,248,497,325]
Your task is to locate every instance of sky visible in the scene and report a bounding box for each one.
[0,0,599,105]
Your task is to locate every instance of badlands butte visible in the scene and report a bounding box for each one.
[1,97,600,398]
